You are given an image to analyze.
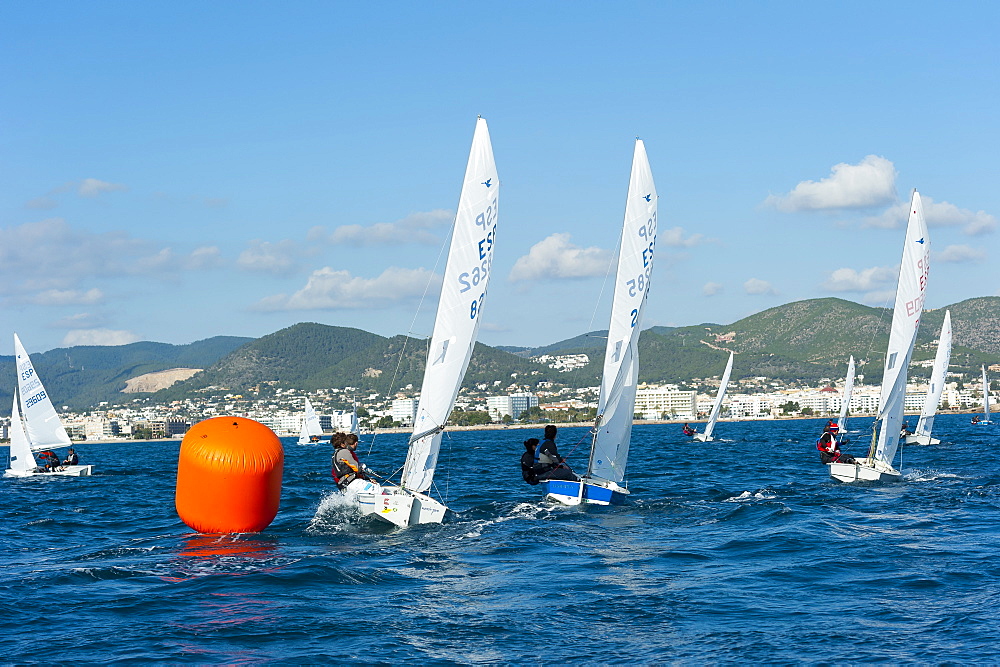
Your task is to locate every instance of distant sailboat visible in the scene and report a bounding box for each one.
[342,117,499,527]
[973,364,993,425]
[693,352,734,443]
[543,138,657,506]
[829,190,929,483]
[5,334,93,477]
[297,398,325,444]
[836,356,856,444]
[906,311,952,444]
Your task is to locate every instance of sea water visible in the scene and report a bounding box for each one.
[3,413,999,663]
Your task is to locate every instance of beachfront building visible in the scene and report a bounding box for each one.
[391,398,418,426]
[486,393,539,421]
[634,386,696,420]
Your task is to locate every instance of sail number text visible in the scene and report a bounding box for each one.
[458,195,498,319]
[25,390,47,408]
[624,213,657,326]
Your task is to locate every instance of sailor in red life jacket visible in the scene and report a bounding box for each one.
[816,423,854,465]
[332,433,368,489]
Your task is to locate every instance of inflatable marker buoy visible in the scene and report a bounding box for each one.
[175,417,284,534]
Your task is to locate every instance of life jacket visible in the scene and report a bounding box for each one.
[331,449,361,487]
[536,439,559,466]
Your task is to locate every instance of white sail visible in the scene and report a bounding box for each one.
[14,333,72,450]
[702,352,734,440]
[8,395,36,473]
[297,398,324,444]
[873,191,929,466]
[401,117,498,493]
[838,356,856,435]
[913,311,952,438]
[982,365,991,421]
[587,139,657,484]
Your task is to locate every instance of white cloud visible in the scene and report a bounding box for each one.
[78,178,128,197]
[822,266,897,292]
[864,196,998,235]
[237,239,300,275]
[936,244,986,263]
[62,328,141,346]
[256,266,439,311]
[702,281,723,296]
[29,288,104,306]
[323,209,454,246]
[26,196,58,210]
[765,155,896,212]
[659,226,705,247]
[509,233,611,282]
[51,312,105,329]
[743,278,776,295]
[184,246,223,270]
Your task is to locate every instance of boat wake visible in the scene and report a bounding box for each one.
[454,502,551,540]
[724,489,778,503]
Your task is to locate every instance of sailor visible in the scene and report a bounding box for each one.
[63,448,79,466]
[535,425,578,481]
[39,450,61,472]
[817,424,855,465]
[520,438,547,485]
[682,423,696,437]
[332,433,367,489]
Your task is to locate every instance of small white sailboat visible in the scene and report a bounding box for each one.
[972,364,993,425]
[297,398,325,444]
[693,352,734,442]
[906,311,952,444]
[836,355,856,443]
[542,138,657,506]
[5,334,93,477]
[342,117,499,527]
[830,190,929,483]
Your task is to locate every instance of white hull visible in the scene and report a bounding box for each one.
[5,464,94,478]
[904,434,939,446]
[828,459,901,483]
[341,478,447,528]
[692,433,714,442]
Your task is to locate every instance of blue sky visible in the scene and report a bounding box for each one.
[2,1,997,355]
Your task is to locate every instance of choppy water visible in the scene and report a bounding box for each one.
[3,413,999,663]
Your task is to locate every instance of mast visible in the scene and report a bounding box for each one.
[586,139,657,484]
[400,118,499,494]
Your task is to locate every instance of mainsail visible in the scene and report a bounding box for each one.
[14,333,72,450]
[7,395,36,473]
[913,311,952,439]
[401,117,498,493]
[587,139,657,485]
[982,365,991,421]
[838,355,856,437]
[702,352,734,441]
[873,191,929,465]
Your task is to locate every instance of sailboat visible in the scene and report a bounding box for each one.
[341,117,498,527]
[297,398,325,444]
[836,356,856,444]
[693,352,734,442]
[829,190,929,483]
[542,138,656,506]
[905,311,952,444]
[973,364,993,425]
[5,334,93,477]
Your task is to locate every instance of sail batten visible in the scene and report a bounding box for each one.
[874,191,930,465]
[588,139,657,484]
[400,118,499,493]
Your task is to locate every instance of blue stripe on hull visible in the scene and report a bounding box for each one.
[540,480,627,505]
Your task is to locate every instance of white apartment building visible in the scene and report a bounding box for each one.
[486,393,539,420]
[634,387,696,420]
[392,398,418,426]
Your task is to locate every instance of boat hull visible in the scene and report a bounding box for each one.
[904,433,939,446]
[828,459,901,483]
[342,478,447,528]
[4,465,93,478]
[692,433,714,442]
[541,478,629,506]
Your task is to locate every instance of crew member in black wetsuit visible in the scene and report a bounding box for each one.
[535,425,578,481]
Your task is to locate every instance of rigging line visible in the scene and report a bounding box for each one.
[587,231,623,334]
[366,224,452,458]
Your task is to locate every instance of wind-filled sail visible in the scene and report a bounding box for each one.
[874,191,929,465]
[914,312,952,438]
[401,118,499,493]
[298,398,323,444]
[588,139,657,484]
[14,333,72,450]
[982,365,991,421]
[838,356,856,435]
[7,395,36,473]
[702,352,734,440]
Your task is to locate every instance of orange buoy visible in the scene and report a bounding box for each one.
[175,416,284,534]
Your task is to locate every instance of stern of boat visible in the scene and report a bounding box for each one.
[692,433,713,443]
[904,434,939,446]
[828,459,901,483]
